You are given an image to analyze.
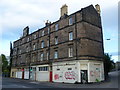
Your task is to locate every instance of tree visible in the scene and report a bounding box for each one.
[0,54,9,77]
[104,53,115,80]
[9,42,13,77]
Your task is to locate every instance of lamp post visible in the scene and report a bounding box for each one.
[106,39,111,40]
[104,38,111,80]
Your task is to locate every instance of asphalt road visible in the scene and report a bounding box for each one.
[1,71,120,89]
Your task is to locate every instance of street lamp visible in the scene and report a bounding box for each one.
[106,39,111,40]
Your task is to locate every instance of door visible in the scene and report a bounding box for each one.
[22,71,24,79]
[30,71,35,80]
[17,71,22,79]
[81,70,88,84]
[24,71,29,79]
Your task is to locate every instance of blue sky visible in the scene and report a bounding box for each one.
[0,0,119,62]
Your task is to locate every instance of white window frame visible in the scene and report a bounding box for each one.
[41,41,44,48]
[33,44,36,50]
[69,17,73,25]
[69,47,73,57]
[47,52,49,60]
[48,28,50,34]
[47,40,49,47]
[19,49,21,54]
[32,55,35,62]
[40,53,44,61]
[54,51,58,59]
[55,37,58,45]
[42,30,44,36]
[27,37,30,42]
[26,46,29,52]
[55,24,58,31]
[34,34,36,39]
[39,66,48,71]
[69,32,73,41]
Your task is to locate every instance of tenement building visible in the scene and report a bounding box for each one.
[11,4,105,83]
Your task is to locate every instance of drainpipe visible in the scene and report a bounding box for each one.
[75,13,78,60]
[48,24,52,82]
[29,42,32,80]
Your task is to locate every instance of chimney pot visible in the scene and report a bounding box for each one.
[45,20,51,26]
[95,4,101,14]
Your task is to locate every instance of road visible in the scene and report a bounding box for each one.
[1,71,120,89]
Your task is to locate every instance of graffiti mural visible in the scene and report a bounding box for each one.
[54,74,59,80]
[64,71,77,80]
[101,70,104,79]
[90,70,100,77]
[90,71,94,77]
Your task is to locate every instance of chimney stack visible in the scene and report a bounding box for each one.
[23,26,29,37]
[60,4,68,17]
[45,20,51,26]
[95,4,101,14]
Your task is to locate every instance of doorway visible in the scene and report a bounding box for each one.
[81,70,88,84]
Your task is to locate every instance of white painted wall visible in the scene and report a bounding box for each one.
[88,61,104,82]
[53,61,79,83]
[52,60,104,83]
[10,68,17,78]
[16,71,22,79]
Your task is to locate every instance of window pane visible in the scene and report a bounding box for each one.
[34,34,36,39]
[69,18,73,25]
[69,32,73,40]
[47,40,49,47]
[41,41,44,48]
[47,52,49,60]
[48,28,50,34]
[42,31,44,36]
[55,37,58,44]
[27,37,30,42]
[41,53,43,61]
[69,47,73,57]
[33,44,36,50]
[55,24,58,31]
[54,51,58,59]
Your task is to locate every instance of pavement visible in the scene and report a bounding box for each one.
[1,71,120,89]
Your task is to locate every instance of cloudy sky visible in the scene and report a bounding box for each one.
[0,0,119,62]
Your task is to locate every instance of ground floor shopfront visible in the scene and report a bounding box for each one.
[10,64,52,82]
[11,60,104,83]
[52,60,104,83]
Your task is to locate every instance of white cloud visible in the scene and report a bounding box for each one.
[0,0,119,31]
[0,0,60,32]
